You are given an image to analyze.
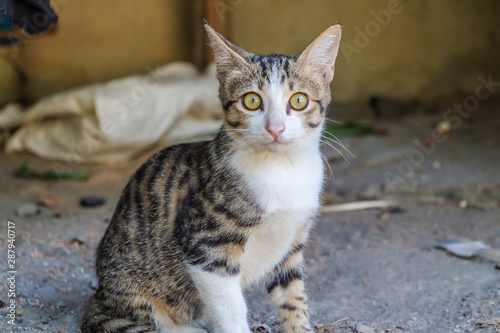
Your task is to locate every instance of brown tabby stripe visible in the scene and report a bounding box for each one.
[223,99,236,110]
[250,54,294,85]
[314,99,326,113]
[195,232,247,247]
[276,243,305,268]
[226,119,242,128]
[280,303,298,311]
[266,268,304,293]
[133,182,149,260]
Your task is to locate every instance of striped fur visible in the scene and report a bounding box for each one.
[81,22,341,333]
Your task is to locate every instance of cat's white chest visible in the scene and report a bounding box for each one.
[232,148,324,213]
[231,148,324,287]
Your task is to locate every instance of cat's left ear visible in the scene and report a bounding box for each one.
[297,24,342,84]
[204,21,251,82]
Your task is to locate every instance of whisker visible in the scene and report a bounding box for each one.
[324,117,343,125]
[321,132,356,158]
[321,137,354,159]
[321,130,344,145]
[320,138,351,165]
[321,133,344,147]
[296,138,334,180]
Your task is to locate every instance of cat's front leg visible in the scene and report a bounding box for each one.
[188,266,251,333]
[266,245,312,333]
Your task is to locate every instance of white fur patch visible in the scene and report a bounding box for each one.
[187,266,251,333]
[231,144,323,213]
[231,130,323,287]
[239,209,312,287]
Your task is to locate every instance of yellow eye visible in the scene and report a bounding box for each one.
[242,93,262,110]
[289,93,308,111]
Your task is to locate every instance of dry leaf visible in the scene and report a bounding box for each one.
[38,192,62,208]
[478,317,500,326]
[38,192,76,210]
[436,241,489,258]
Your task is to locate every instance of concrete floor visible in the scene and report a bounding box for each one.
[0,98,499,332]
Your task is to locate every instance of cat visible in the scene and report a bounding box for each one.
[81,21,341,333]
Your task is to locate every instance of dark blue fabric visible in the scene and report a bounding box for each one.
[0,0,58,35]
[0,0,14,19]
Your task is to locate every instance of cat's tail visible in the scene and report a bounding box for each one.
[80,294,156,333]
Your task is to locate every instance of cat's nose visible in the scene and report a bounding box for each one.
[266,122,285,140]
[265,109,286,140]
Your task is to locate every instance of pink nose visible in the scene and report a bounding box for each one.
[266,123,285,140]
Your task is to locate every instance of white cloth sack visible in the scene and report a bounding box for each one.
[0,62,223,164]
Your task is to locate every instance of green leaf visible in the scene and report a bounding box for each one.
[324,121,374,137]
[14,164,88,181]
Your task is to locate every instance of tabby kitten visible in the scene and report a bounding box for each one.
[81,22,342,333]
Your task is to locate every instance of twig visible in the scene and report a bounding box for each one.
[315,317,351,331]
[321,200,398,213]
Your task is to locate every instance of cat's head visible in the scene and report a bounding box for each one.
[205,22,341,153]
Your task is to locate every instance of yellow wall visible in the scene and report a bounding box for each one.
[230,0,500,102]
[0,0,499,106]
[1,0,193,103]
[0,55,21,105]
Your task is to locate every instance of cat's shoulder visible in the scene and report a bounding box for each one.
[147,140,212,165]
[129,140,213,182]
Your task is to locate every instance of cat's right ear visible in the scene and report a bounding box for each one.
[204,21,251,82]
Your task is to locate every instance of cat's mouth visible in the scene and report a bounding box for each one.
[262,139,291,152]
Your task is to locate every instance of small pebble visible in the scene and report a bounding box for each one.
[437,120,451,135]
[69,238,87,247]
[80,196,106,208]
[432,161,441,170]
[356,323,376,333]
[16,203,41,218]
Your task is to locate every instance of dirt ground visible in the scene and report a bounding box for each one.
[1,99,499,333]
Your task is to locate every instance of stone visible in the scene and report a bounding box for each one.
[16,203,40,218]
[80,196,105,208]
